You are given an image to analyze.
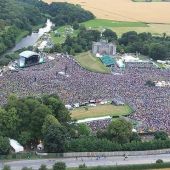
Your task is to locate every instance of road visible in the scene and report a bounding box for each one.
[1,154,170,170]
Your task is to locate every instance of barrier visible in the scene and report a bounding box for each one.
[35,148,170,158]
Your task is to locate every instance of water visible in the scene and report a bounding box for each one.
[11,19,53,52]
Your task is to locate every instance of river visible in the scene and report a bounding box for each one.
[11,19,53,52]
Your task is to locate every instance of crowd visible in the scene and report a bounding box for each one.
[86,118,112,132]
[0,53,169,132]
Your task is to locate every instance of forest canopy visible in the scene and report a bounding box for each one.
[0,0,94,55]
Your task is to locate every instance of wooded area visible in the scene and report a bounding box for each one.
[0,0,94,55]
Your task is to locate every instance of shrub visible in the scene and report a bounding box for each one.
[53,162,66,170]
[21,167,33,170]
[156,159,164,164]
[79,163,87,169]
[3,165,11,170]
[39,164,47,170]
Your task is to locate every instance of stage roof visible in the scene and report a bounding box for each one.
[100,55,115,66]
[19,51,39,58]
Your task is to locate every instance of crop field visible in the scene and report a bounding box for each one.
[74,52,110,73]
[133,0,165,2]
[44,0,170,24]
[71,104,132,120]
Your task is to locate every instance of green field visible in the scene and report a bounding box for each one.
[71,104,132,120]
[51,19,170,44]
[83,19,147,28]
[74,52,110,73]
[82,19,170,36]
[51,25,79,44]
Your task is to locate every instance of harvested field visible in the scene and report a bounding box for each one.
[43,0,170,24]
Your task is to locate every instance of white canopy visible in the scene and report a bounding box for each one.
[9,139,24,153]
[19,51,39,58]
[77,116,111,123]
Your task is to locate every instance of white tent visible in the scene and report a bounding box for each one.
[122,55,141,62]
[77,116,112,123]
[116,59,125,68]
[9,139,24,153]
[65,104,72,110]
[132,129,137,133]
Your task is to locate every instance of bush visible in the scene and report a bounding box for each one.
[39,164,47,170]
[53,162,66,170]
[2,165,11,170]
[0,136,10,155]
[154,131,168,140]
[156,159,164,164]
[79,163,87,169]
[21,167,33,170]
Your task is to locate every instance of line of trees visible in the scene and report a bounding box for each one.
[51,27,170,61]
[0,94,170,155]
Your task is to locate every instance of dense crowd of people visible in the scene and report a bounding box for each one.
[86,118,112,132]
[0,53,169,132]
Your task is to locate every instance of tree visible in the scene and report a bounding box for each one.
[42,114,60,136]
[102,29,117,42]
[76,124,91,137]
[156,159,163,164]
[130,132,141,142]
[107,119,132,143]
[30,104,52,139]
[19,131,32,146]
[154,131,168,140]
[42,96,71,123]
[0,136,10,155]
[53,162,66,170]
[119,31,138,45]
[149,43,167,60]
[43,124,67,152]
[52,44,62,53]
[72,22,79,30]
[0,107,20,137]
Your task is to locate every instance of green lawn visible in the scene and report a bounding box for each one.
[71,104,132,120]
[51,25,79,44]
[74,52,110,73]
[82,19,147,28]
[82,19,170,37]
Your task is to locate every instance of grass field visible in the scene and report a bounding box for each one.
[83,19,147,28]
[44,0,170,24]
[74,52,110,73]
[71,104,132,120]
[82,19,170,36]
[51,26,79,44]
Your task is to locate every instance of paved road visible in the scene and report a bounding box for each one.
[1,154,170,170]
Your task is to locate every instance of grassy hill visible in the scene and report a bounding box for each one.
[74,52,110,74]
